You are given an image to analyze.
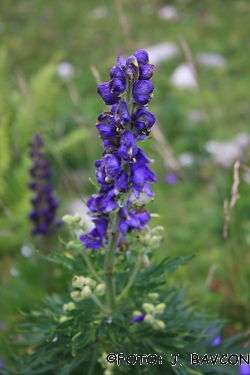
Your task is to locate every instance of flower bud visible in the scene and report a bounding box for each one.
[141,254,150,269]
[142,303,155,314]
[73,213,81,222]
[142,233,151,246]
[70,290,83,302]
[147,293,159,300]
[132,310,143,317]
[81,285,92,298]
[63,302,76,312]
[155,303,166,315]
[62,214,74,225]
[72,275,85,289]
[83,277,96,289]
[59,316,71,323]
[144,314,154,324]
[95,283,106,296]
[153,320,165,330]
[151,226,164,236]
[148,235,162,249]
[66,241,75,250]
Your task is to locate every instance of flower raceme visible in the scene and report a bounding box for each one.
[80,50,156,250]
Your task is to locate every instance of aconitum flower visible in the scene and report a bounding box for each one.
[81,50,156,249]
[239,362,250,375]
[28,133,61,236]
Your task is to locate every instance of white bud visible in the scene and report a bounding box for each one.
[151,226,164,235]
[59,316,71,323]
[81,285,92,298]
[70,290,83,302]
[63,302,76,312]
[79,219,85,229]
[95,283,106,296]
[155,303,166,315]
[62,214,74,225]
[142,233,151,245]
[66,241,74,249]
[72,275,85,288]
[153,320,165,330]
[144,314,154,324]
[141,254,150,268]
[147,293,159,300]
[83,277,96,289]
[148,235,162,249]
[142,303,155,314]
[73,213,81,222]
[132,310,143,317]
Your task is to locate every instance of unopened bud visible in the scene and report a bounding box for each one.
[151,226,164,236]
[142,233,151,246]
[81,285,92,298]
[63,302,76,312]
[95,283,106,296]
[148,235,162,249]
[59,316,71,323]
[79,219,85,229]
[144,314,154,324]
[83,277,96,289]
[73,213,81,222]
[72,275,85,288]
[147,293,159,300]
[155,303,166,315]
[132,310,143,317]
[142,303,155,314]
[141,254,150,268]
[70,290,83,302]
[66,241,75,250]
[153,320,165,330]
[62,214,74,225]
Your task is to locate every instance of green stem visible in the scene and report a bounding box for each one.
[91,294,108,314]
[116,256,141,303]
[82,250,104,284]
[105,213,121,313]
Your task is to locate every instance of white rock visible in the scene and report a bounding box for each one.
[177,152,194,167]
[57,62,74,79]
[67,199,95,231]
[145,43,179,65]
[170,63,198,90]
[90,6,109,19]
[158,5,179,21]
[188,110,206,122]
[196,53,226,68]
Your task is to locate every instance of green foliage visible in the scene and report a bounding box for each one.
[1,251,246,375]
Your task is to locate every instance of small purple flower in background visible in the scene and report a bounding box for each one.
[165,172,178,185]
[28,133,62,237]
[130,314,146,323]
[0,321,3,330]
[0,359,3,368]
[239,362,250,375]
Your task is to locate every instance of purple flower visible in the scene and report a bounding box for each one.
[97,82,120,105]
[125,55,139,81]
[239,362,250,375]
[132,80,154,106]
[139,64,154,80]
[130,314,146,323]
[118,202,150,234]
[115,99,131,128]
[130,151,156,199]
[165,172,178,185]
[206,328,222,347]
[28,133,61,237]
[80,217,108,250]
[118,131,138,163]
[133,50,149,65]
[0,359,3,368]
[132,108,155,138]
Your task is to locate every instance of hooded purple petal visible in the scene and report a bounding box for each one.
[132,80,154,106]
[97,82,120,105]
[133,50,149,65]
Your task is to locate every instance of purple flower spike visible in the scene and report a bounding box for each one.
[133,50,149,65]
[165,172,178,185]
[28,133,61,237]
[97,82,120,105]
[132,80,154,106]
[239,362,250,375]
[130,314,146,323]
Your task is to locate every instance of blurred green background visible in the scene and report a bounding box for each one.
[1,0,250,365]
